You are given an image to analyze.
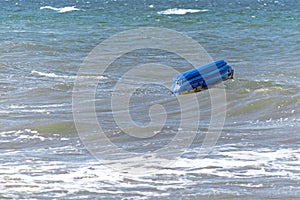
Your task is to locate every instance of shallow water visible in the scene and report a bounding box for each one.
[1,0,300,199]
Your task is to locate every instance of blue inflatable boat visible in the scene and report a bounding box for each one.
[171,60,234,95]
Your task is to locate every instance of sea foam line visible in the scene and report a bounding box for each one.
[31,70,73,79]
[157,8,208,15]
[40,6,80,13]
[8,103,66,109]
[31,70,106,80]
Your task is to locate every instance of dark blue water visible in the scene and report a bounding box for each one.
[1,0,299,199]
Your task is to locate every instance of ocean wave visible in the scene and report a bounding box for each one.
[31,70,73,79]
[31,70,106,80]
[175,147,300,180]
[1,145,299,198]
[157,8,208,15]
[225,79,299,120]
[8,104,66,109]
[40,6,80,13]
[0,103,65,115]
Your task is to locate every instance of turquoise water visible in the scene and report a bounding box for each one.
[1,0,300,199]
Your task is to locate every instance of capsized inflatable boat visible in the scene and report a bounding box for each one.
[171,60,234,95]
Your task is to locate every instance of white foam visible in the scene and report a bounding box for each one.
[40,6,80,13]
[157,8,208,15]
[0,129,47,142]
[17,134,45,141]
[31,70,73,78]
[0,103,67,115]
[1,147,300,198]
[148,147,300,180]
[9,103,66,109]
[31,70,107,80]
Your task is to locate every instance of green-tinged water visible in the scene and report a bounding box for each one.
[0,0,299,199]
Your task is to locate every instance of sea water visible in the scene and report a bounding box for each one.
[0,0,299,199]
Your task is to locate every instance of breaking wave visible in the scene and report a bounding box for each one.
[40,6,80,13]
[157,8,208,15]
